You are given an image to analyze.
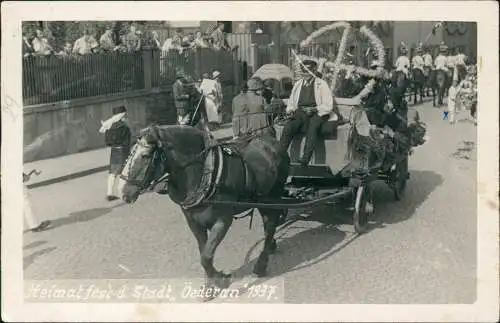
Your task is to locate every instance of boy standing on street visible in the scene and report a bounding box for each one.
[100,106,132,201]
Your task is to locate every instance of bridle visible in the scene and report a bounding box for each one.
[120,112,293,195]
[119,139,170,193]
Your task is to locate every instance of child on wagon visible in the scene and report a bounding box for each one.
[99,106,132,201]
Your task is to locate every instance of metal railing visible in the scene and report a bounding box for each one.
[23,52,145,105]
[23,47,238,106]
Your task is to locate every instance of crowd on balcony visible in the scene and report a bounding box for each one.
[22,22,233,59]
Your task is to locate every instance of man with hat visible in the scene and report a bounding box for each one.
[173,72,190,124]
[232,78,270,139]
[99,106,132,201]
[279,58,334,166]
[434,42,449,72]
[394,42,410,78]
[411,44,425,74]
[423,46,433,68]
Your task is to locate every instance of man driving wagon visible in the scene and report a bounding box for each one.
[279,59,341,166]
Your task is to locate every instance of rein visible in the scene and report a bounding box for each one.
[122,114,293,198]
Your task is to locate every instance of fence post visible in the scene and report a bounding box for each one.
[143,48,152,91]
[250,43,258,74]
[232,50,240,90]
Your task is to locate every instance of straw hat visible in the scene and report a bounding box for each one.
[212,70,221,79]
[247,78,264,91]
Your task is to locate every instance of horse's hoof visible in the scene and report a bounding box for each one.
[251,270,267,278]
[213,272,232,289]
[252,265,267,277]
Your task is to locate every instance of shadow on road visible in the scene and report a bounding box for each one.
[228,169,442,291]
[232,216,349,280]
[23,246,57,270]
[23,240,47,250]
[370,170,444,226]
[43,203,126,231]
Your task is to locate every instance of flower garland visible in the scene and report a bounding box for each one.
[298,22,387,102]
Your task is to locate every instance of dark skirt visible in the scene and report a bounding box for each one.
[109,146,130,174]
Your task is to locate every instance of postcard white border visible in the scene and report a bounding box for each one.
[2,1,498,322]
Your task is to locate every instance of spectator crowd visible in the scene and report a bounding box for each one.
[22,22,233,58]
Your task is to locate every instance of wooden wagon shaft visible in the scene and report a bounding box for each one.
[203,186,352,209]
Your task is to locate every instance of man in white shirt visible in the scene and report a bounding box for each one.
[280,59,334,166]
[99,28,115,51]
[434,43,448,71]
[423,48,433,66]
[394,44,410,77]
[73,30,99,55]
[411,46,425,72]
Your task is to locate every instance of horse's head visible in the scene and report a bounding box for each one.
[120,125,205,203]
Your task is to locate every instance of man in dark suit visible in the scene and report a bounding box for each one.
[173,73,190,124]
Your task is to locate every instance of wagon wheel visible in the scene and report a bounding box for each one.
[353,184,373,234]
[393,157,409,201]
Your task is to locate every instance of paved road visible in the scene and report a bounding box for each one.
[24,102,477,303]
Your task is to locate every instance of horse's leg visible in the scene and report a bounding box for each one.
[252,209,280,277]
[413,82,418,105]
[419,84,424,104]
[202,214,233,285]
[432,86,437,106]
[184,214,208,258]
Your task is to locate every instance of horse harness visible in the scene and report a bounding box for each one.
[142,129,260,211]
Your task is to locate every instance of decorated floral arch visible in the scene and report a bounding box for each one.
[292,21,388,103]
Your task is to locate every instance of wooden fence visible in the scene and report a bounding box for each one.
[23,47,239,106]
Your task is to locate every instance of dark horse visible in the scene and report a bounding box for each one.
[119,122,290,296]
[390,70,410,111]
[411,68,425,105]
[429,68,449,107]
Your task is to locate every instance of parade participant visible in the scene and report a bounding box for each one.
[422,45,433,95]
[422,46,433,69]
[446,47,457,72]
[99,106,132,201]
[212,70,224,126]
[279,59,334,166]
[363,61,390,127]
[447,79,459,124]
[173,72,190,124]
[262,79,274,105]
[199,72,221,130]
[232,82,249,139]
[262,79,276,126]
[394,42,410,78]
[232,79,271,139]
[411,45,425,73]
[434,42,449,72]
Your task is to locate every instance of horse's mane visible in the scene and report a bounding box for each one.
[141,125,206,156]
